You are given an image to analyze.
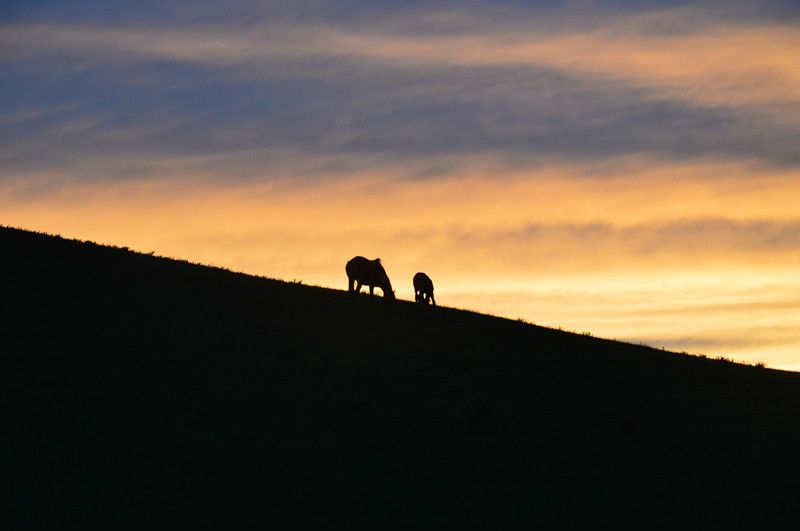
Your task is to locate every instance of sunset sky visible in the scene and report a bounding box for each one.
[2,1,799,369]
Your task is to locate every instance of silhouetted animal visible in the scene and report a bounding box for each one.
[346,256,395,299]
[413,272,436,306]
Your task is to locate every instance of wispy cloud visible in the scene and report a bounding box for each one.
[2,2,799,187]
[5,5,800,109]
[3,159,799,276]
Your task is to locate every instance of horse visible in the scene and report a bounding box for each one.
[346,256,395,299]
[413,272,436,306]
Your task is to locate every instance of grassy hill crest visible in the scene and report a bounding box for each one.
[3,225,799,529]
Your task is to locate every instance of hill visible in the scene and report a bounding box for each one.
[3,226,799,529]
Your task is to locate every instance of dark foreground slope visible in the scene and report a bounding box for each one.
[2,226,799,530]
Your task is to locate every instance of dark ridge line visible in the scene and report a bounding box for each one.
[1,223,784,373]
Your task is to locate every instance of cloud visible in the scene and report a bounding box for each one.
[4,4,800,110]
[3,157,800,282]
[1,56,798,187]
[2,2,799,187]
[445,271,800,368]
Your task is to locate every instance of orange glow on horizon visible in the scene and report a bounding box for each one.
[3,157,799,370]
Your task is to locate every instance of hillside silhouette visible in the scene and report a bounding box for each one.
[3,226,799,530]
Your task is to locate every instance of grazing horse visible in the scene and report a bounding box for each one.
[346,256,395,299]
[413,272,436,306]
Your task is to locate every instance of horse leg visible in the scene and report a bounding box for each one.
[430,293,436,306]
[349,276,355,292]
[369,285,374,295]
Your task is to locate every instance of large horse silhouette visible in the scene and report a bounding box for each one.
[413,272,436,306]
[346,256,395,299]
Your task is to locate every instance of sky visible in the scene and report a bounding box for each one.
[2,1,799,369]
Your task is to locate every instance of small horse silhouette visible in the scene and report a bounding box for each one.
[346,256,395,299]
[413,272,436,306]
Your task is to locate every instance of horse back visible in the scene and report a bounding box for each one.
[347,256,387,284]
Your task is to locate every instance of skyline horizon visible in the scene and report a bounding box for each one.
[4,222,797,371]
